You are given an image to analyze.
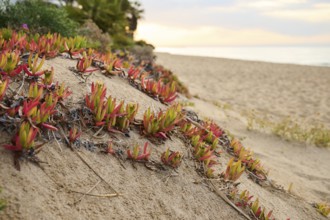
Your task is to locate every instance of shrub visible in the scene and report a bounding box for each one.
[112,33,134,49]
[0,0,78,37]
[134,40,155,49]
[77,20,112,52]
[130,45,154,62]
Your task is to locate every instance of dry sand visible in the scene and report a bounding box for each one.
[156,53,330,208]
[156,53,330,126]
[0,55,329,220]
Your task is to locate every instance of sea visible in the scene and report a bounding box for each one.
[155,46,330,67]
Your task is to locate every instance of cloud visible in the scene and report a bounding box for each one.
[207,1,330,24]
[209,0,307,12]
[135,22,330,46]
[263,3,330,22]
[237,0,307,9]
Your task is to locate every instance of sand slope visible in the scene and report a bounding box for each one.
[0,57,243,220]
[0,55,328,220]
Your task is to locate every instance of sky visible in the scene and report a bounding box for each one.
[135,0,330,47]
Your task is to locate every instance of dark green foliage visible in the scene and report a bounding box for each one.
[135,40,155,49]
[65,0,128,35]
[112,33,134,49]
[0,0,78,37]
[64,0,144,48]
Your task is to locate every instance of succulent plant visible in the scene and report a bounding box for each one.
[237,190,254,208]
[85,82,107,112]
[142,104,183,138]
[127,66,141,80]
[222,158,245,182]
[204,167,215,178]
[161,148,183,168]
[76,51,98,73]
[229,138,267,180]
[37,33,62,58]
[0,78,9,101]
[127,142,151,161]
[85,82,138,131]
[315,202,330,217]
[141,77,178,104]
[101,53,122,74]
[0,50,21,76]
[251,198,274,220]
[63,36,86,58]
[69,126,81,143]
[54,82,72,100]
[25,53,45,77]
[28,83,43,101]
[42,67,54,86]
[3,121,38,151]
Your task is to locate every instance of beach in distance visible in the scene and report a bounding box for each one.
[156,52,330,127]
[156,46,330,67]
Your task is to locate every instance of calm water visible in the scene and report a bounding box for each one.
[155,46,330,67]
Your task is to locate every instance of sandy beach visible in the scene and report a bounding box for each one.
[156,52,330,126]
[156,52,330,204]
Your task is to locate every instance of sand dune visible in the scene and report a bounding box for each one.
[0,55,329,220]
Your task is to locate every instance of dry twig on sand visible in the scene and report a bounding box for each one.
[58,125,120,201]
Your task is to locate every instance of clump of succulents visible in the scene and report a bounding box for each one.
[85,82,138,132]
[142,104,183,139]
[229,138,267,180]
[229,188,276,220]
[161,148,183,168]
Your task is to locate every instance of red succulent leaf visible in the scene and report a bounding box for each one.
[127,149,133,159]
[155,132,167,139]
[255,207,262,217]
[22,99,39,118]
[267,210,273,218]
[3,144,21,151]
[41,123,58,131]
[95,121,106,126]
